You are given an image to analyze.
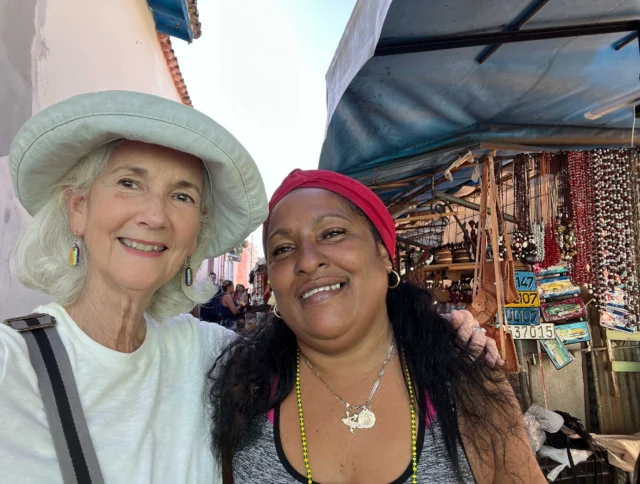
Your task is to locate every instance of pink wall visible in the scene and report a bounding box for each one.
[206,241,259,288]
[0,0,183,321]
[33,0,181,111]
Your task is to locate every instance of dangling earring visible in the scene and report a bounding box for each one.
[69,235,80,266]
[388,269,400,289]
[185,256,193,287]
[272,303,282,319]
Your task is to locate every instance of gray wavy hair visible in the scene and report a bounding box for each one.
[11,140,215,320]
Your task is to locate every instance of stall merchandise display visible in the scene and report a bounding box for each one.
[532,153,549,263]
[512,154,538,264]
[542,221,561,268]
[556,158,578,267]
[399,148,640,336]
[555,321,591,345]
[591,149,639,328]
[566,151,595,287]
[513,154,532,233]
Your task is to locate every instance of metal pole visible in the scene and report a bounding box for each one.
[589,347,604,433]
[477,0,552,64]
[615,32,638,50]
[515,340,532,411]
[375,20,640,57]
[395,236,432,251]
[432,190,516,223]
[441,199,476,252]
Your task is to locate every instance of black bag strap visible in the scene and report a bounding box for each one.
[3,313,105,484]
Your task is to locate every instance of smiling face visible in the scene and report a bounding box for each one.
[266,188,392,346]
[67,141,205,298]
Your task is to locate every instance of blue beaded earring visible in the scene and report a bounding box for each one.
[185,256,193,286]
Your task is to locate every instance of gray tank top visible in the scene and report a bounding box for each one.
[233,391,476,483]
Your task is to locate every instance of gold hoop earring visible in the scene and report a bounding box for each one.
[388,270,400,289]
[185,256,193,287]
[69,235,80,267]
[272,303,282,319]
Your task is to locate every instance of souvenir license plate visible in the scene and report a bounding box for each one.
[555,321,591,344]
[505,307,540,326]
[541,336,574,370]
[510,323,555,340]
[506,291,540,308]
[515,271,537,292]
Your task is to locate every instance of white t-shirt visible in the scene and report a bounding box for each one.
[0,302,234,484]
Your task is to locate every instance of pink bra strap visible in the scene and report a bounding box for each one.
[267,377,279,425]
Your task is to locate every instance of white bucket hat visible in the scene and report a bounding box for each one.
[9,90,268,258]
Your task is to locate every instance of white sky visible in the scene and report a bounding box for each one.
[173,1,356,255]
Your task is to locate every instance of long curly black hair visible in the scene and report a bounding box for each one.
[209,206,521,483]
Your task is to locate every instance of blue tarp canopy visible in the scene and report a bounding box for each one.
[147,0,197,42]
[319,0,640,200]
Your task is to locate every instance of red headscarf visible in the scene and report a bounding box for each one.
[264,169,396,260]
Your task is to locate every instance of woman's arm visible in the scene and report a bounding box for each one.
[222,294,240,315]
[460,379,546,484]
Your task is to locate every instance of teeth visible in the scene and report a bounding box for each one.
[302,283,342,299]
[121,238,165,253]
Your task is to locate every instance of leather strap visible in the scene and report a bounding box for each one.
[494,191,515,264]
[487,155,508,358]
[3,314,105,484]
[473,161,490,299]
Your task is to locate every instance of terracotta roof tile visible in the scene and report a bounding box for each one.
[157,33,193,107]
[186,0,202,40]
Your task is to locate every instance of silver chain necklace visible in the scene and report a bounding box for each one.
[301,340,395,434]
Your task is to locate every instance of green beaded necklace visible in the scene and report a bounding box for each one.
[295,348,418,484]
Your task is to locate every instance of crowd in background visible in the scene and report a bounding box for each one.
[198,272,252,332]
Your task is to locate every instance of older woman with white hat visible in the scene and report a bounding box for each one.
[0,90,267,484]
[0,91,501,484]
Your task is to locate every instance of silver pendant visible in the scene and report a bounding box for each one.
[357,408,376,429]
[341,406,377,433]
[341,407,359,434]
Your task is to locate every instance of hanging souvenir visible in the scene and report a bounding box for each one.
[567,151,596,287]
[540,153,561,268]
[532,153,547,263]
[591,149,639,326]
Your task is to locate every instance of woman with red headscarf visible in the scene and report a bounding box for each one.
[209,170,544,483]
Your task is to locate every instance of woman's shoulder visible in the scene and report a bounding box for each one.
[151,312,237,358]
[0,314,38,390]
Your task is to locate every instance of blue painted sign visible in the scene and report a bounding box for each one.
[515,271,537,292]
[505,307,541,326]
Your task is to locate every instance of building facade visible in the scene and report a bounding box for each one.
[207,240,259,288]
[0,0,196,321]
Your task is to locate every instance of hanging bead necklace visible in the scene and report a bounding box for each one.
[630,150,640,323]
[566,150,594,286]
[513,154,532,233]
[541,154,562,268]
[532,154,546,263]
[512,154,537,263]
[295,348,418,484]
[556,155,577,270]
[591,149,638,326]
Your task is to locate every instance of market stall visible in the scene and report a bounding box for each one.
[320,0,640,478]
